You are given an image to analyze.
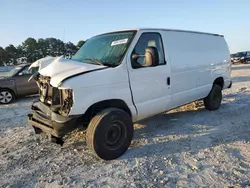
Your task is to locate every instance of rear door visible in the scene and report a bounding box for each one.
[127,31,171,120]
[15,66,38,96]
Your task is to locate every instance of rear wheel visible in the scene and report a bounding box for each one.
[0,89,15,104]
[203,84,222,111]
[86,108,134,160]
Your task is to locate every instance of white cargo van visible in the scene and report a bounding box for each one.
[28,28,232,160]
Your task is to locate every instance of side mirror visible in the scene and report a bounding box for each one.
[18,72,24,76]
[144,47,159,67]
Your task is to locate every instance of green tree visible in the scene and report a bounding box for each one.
[0,47,7,66]
[45,38,65,57]
[5,45,18,65]
[37,38,49,59]
[0,37,80,65]
[22,37,38,62]
[76,40,85,49]
[16,45,25,58]
[65,42,78,58]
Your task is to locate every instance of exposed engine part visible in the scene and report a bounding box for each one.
[36,74,73,116]
[59,89,73,116]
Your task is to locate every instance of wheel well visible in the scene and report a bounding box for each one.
[0,88,16,96]
[83,99,132,122]
[213,77,224,88]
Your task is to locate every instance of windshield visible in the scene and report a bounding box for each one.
[71,31,136,67]
[6,66,22,77]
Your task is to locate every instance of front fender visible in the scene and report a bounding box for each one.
[28,56,58,82]
[0,81,18,95]
[67,84,137,121]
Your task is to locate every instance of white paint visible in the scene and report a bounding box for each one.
[60,61,137,121]
[28,56,57,82]
[160,30,231,110]
[35,28,232,122]
[125,30,171,120]
[38,57,106,87]
[28,56,56,71]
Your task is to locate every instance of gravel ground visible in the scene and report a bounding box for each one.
[1,64,250,187]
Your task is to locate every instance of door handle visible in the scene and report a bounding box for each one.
[167,77,170,85]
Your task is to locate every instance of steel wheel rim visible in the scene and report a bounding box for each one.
[0,91,12,103]
[104,120,127,149]
[105,124,122,146]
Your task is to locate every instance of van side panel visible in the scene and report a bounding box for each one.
[161,31,231,109]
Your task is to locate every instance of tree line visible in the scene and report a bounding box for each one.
[0,38,85,66]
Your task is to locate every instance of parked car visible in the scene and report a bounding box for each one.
[0,64,39,104]
[231,51,250,64]
[230,53,236,63]
[0,66,14,73]
[28,28,232,160]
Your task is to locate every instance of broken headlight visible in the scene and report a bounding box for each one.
[59,89,73,116]
[36,74,73,116]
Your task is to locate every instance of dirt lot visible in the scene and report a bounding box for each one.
[1,64,250,187]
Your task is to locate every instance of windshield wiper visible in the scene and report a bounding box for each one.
[83,58,104,66]
[83,58,115,67]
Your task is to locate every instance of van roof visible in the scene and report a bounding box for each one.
[102,28,223,37]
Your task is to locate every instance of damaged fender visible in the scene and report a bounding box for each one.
[28,56,107,87]
[28,56,58,82]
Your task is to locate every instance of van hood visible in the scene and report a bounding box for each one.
[30,56,107,87]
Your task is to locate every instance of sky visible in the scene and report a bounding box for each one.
[0,0,250,53]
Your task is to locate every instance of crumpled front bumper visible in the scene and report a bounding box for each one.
[28,101,80,138]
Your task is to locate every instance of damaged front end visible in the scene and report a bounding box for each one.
[37,74,73,116]
[28,73,80,139]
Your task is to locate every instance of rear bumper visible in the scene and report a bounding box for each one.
[28,101,80,138]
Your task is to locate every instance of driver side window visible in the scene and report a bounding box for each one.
[19,66,38,75]
[131,32,165,68]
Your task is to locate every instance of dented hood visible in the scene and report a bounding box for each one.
[30,56,107,87]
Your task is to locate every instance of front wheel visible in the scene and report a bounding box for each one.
[0,89,15,104]
[86,108,134,160]
[203,84,222,111]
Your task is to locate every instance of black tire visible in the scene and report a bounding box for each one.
[86,108,133,160]
[203,84,222,111]
[0,89,15,104]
